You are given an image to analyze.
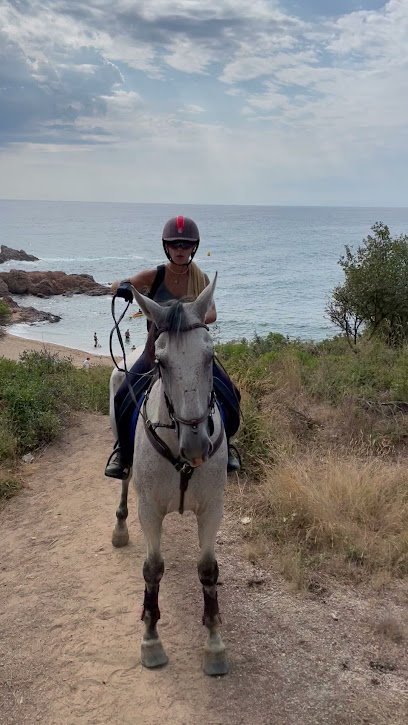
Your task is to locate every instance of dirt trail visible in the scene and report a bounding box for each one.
[1,414,407,725]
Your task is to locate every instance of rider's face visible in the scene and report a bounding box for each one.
[166,242,195,264]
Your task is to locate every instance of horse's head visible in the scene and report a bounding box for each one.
[133,276,217,467]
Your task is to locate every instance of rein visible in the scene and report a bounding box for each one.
[143,321,224,514]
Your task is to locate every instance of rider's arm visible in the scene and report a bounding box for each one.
[111,269,157,295]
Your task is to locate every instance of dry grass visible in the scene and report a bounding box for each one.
[374,615,406,643]
[222,335,408,587]
[232,453,408,584]
[0,473,22,501]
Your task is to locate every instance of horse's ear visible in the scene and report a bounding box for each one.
[191,273,217,322]
[132,288,168,328]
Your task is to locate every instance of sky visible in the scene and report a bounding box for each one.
[0,0,407,205]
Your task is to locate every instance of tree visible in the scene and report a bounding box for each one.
[326,223,408,347]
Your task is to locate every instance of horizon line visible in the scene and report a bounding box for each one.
[1,198,407,210]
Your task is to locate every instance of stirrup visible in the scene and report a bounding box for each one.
[104,447,130,480]
[227,443,241,473]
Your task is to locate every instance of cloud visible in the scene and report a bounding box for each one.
[1,1,407,204]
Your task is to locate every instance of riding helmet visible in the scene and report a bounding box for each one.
[162,216,200,263]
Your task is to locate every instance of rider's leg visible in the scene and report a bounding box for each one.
[212,361,241,473]
[105,351,153,479]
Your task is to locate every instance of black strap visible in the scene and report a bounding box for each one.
[146,264,166,331]
[143,394,225,515]
[148,264,166,300]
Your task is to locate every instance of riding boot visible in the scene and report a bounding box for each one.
[104,444,130,480]
[227,442,241,473]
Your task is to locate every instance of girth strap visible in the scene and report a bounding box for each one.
[143,397,225,515]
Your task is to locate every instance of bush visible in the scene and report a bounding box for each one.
[0,299,11,337]
[0,351,110,458]
[0,476,22,501]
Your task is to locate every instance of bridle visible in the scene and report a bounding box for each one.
[155,322,215,431]
[143,321,224,514]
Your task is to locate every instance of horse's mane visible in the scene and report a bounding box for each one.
[164,300,189,336]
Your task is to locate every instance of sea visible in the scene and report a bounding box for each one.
[1,200,408,358]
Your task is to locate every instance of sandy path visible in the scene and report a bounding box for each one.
[0,414,407,725]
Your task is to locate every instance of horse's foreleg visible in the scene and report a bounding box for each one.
[197,509,229,676]
[139,510,168,668]
[112,477,130,547]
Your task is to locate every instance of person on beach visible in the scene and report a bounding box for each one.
[93,332,98,348]
[105,215,241,480]
[82,357,90,370]
[125,329,130,342]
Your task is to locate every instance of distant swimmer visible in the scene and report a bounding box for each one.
[125,329,130,341]
[130,308,144,319]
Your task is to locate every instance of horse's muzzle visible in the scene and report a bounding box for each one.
[190,457,205,468]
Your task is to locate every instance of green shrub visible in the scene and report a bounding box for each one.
[0,477,21,501]
[0,351,110,459]
[0,299,11,329]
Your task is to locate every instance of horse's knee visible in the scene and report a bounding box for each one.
[198,556,219,587]
[143,556,164,586]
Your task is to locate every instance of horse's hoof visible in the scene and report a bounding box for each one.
[141,638,168,669]
[203,645,229,676]
[112,525,129,548]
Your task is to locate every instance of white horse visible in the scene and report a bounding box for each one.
[111,276,229,675]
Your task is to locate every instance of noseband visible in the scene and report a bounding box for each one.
[143,321,224,514]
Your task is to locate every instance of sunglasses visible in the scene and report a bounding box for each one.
[166,241,196,250]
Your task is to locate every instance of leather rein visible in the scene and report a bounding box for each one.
[142,322,224,514]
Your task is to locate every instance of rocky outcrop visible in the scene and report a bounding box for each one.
[0,270,109,298]
[1,296,61,324]
[0,245,39,264]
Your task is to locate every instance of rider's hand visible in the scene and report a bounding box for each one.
[115,281,134,303]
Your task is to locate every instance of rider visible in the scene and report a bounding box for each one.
[105,215,241,479]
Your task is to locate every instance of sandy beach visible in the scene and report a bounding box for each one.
[0,332,112,368]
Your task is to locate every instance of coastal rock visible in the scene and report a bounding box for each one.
[19,306,62,324]
[0,270,109,297]
[2,296,61,324]
[0,245,39,264]
[0,278,8,295]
